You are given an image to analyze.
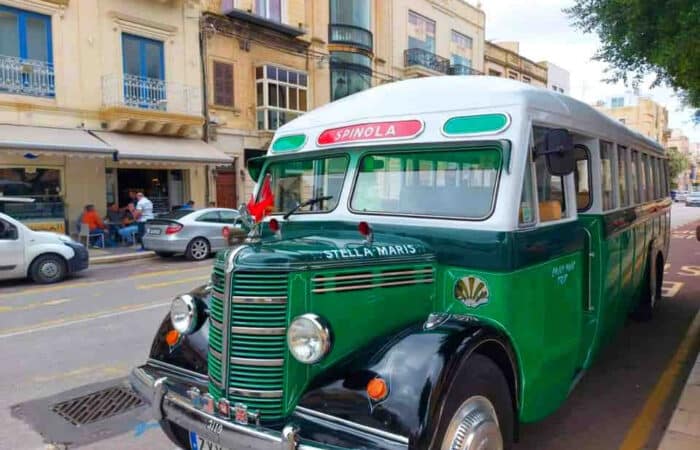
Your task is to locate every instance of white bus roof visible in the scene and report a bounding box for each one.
[273,76,664,154]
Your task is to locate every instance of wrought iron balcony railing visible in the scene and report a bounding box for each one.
[404,48,450,74]
[0,55,55,97]
[328,24,373,51]
[101,74,202,116]
[449,64,484,76]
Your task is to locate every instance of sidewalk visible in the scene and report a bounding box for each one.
[87,245,155,264]
[658,353,700,449]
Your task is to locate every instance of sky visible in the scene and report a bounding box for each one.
[478,0,699,143]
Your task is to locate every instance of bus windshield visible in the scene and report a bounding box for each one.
[351,147,502,219]
[262,155,348,214]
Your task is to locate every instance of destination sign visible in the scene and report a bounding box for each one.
[317,120,423,146]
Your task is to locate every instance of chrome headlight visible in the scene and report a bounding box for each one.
[170,294,198,335]
[287,314,331,364]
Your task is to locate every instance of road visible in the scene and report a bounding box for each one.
[1,204,699,450]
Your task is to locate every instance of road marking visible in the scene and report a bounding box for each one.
[31,364,127,383]
[661,281,684,298]
[0,301,170,339]
[137,275,209,290]
[0,298,74,313]
[618,308,700,450]
[0,266,211,299]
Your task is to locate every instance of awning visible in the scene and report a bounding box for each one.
[0,124,113,156]
[92,132,233,165]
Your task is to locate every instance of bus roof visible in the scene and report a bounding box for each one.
[273,76,664,154]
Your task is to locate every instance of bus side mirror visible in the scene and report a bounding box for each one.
[696,225,700,242]
[541,129,575,176]
[247,156,265,182]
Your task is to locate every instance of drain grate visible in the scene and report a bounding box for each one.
[51,386,144,426]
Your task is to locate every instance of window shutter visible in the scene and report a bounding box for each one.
[213,61,234,107]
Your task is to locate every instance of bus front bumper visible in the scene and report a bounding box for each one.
[129,363,409,450]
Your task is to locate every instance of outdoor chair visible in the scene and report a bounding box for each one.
[79,223,105,248]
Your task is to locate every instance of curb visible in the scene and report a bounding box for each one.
[90,251,156,265]
[658,351,700,449]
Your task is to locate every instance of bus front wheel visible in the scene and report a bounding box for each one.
[435,354,514,450]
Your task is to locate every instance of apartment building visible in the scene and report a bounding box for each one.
[0,0,230,233]
[540,61,570,95]
[594,93,670,147]
[202,0,486,207]
[484,41,547,87]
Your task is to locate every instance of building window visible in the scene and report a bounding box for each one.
[255,0,282,23]
[408,11,435,53]
[330,51,371,101]
[213,61,234,107]
[330,0,370,30]
[522,76,531,84]
[0,167,63,220]
[122,33,165,110]
[450,30,472,67]
[220,0,235,12]
[0,5,53,97]
[255,65,307,131]
[619,118,626,124]
[488,69,502,77]
[508,71,518,80]
[611,96,624,108]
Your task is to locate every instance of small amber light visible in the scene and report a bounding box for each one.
[366,377,388,401]
[165,329,180,346]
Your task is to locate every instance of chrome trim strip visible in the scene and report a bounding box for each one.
[231,326,286,336]
[210,376,223,390]
[221,245,248,400]
[233,296,287,304]
[230,357,284,367]
[229,387,283,398]
[146,358,209,384]
[295,406,410,445]
[313,268,432,282]
[313,278,434,293]
[209,347,222,359]
[211,291,224,301]
[209,316,223,331]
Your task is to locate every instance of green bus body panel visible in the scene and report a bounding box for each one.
[213,200,671,425]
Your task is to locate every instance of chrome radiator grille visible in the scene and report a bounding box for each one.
[208,269,289,420]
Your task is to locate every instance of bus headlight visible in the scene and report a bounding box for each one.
[170,294,198,335]
[287,314,331,364]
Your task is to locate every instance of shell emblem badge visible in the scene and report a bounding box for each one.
[454,276,490,308]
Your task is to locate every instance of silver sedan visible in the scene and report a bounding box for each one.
[142,208,246,260]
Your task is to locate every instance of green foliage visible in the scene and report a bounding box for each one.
[666,146,690,182]
[567,0,700,111]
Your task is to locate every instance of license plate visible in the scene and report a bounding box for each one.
[189,432,229,450]
[148,228,162,235]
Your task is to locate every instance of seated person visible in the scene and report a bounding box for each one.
[180,200,195,210]
[81,204,108,246]
[118,203,139,244]
[104,202,125,241]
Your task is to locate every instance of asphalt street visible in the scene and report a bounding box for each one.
[1,202,699,450]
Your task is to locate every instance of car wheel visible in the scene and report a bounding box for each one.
[186,238,210,261]
[434,354,514,450]
[30,254,67,284]
[159,419,191,449]
[155,251,175,258]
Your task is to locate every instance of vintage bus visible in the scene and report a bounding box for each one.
[131,76,671,450]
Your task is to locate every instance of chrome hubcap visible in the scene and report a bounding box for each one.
[442,396,502,450]
[191,240,208,259]
[41,261,59,278]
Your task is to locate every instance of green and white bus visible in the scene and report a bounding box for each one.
[132,76,671,450]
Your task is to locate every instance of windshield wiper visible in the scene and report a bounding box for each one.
[283,195,333,220]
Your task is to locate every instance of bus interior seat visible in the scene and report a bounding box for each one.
[539,200,562,222]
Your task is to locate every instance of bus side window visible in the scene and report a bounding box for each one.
[519,154,536,226]
[617,145,629,207]
[535,153,565,222]
[573,145,591,211]
[630,150,639,204]
[639,153,648,202]
[600,141,616,210]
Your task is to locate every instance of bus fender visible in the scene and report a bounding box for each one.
[296,313,519,447]
[147,284,210,375]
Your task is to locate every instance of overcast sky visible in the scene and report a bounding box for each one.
[478,0,699,143]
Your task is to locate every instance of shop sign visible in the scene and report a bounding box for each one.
[26,220,65,234]
[317,120,423,146]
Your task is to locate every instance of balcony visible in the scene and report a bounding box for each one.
[100,74,203,137]
[328,24,373,52]
[0,55,55,98]
[404,48,450,77]
[449,64,483,76]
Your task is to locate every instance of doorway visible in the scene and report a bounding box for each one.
[216,170,237,208]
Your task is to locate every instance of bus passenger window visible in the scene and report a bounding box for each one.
[639,154,648,202]
[573,146,591,211]
[535,153,565,222]
[519,157,536,226]
[617,145,629,207]
[630,150,639,204]
[600,141,616,210]
[652,158,661,199]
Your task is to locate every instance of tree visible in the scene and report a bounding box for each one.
[667,147,690,186]
[567,1,700,112]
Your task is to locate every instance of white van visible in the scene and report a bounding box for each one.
[0,198,89,283]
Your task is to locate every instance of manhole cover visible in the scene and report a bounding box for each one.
[51,385,144,426]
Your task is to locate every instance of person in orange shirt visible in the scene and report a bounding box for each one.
[81,204,108,246]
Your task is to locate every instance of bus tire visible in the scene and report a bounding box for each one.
[435,354,514,450]
[159,419,190,449]
[633,253,663,321]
